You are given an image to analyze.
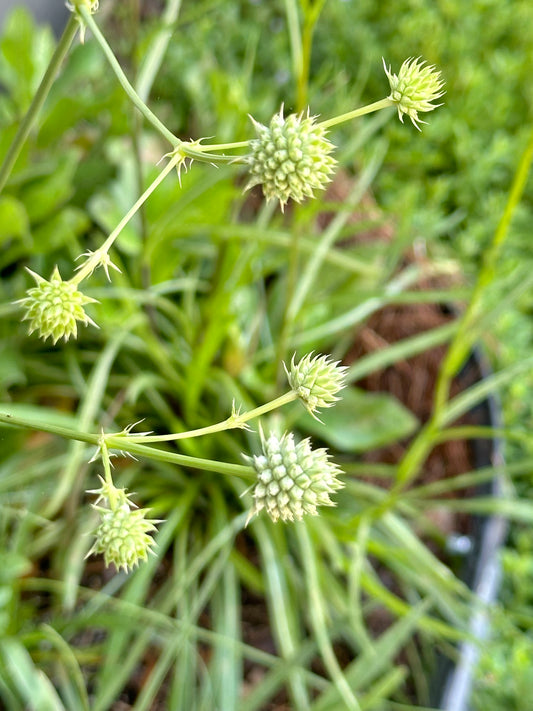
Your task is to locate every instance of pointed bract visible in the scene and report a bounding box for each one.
[383,57,445,130]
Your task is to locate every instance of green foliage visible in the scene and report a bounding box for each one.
[0,1,532,710]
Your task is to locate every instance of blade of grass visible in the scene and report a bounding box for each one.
[311,599,432,710]
[0,638,65,711]
[296,522,362,711]
[254,518,311,710]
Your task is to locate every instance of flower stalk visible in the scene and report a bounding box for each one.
[0,15,80,195]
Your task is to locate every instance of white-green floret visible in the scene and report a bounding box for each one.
[245,106,337,210]
[383,57,445,130]
[286,352,348,417]
[245,431,344,524]
[17,267,97,344]
[87,481,158,573]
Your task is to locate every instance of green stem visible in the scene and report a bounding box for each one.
[99,437,119,508]
[0,410,253,481]
[79,6,179,147]
[276,221,302,389]
[433,125,533,413]
[123,391,298,443]
[0,15,79,194]
[71,151,182,285]
[295,0,326,112]
[296,13,313,112]
[320,99,393,130]
[390,126,533,496]
[198,141,250,152]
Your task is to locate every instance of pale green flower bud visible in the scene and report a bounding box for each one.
[66,0,99,43]
[245,106,337,210]
[17,267,97,344]
[66,0,99,12]
[87,481,158,573]
[383,57,445,130]
[245,431,344,524]
[285,352,347,417]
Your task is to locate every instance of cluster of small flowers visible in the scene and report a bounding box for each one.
[246,57,444,207]
[17,57,443,347]
[87,478,159,573]
[15,43,443,567]
[245,353,348,524]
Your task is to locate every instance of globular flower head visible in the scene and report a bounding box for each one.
[17,267,97,344]
[383,57,445,130]
[245,106,337,210]
[87,479,158,573]
[285,352,348,418]
[244,431,344,524]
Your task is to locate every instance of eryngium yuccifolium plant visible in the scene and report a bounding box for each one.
[245,431,344,524]
[383,57,445,130]
[88,481,158,573]
[17,267,97,344]
[245,106,336,209]
[286,352,348,417]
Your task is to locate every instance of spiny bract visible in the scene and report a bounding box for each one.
[383,57,445,130]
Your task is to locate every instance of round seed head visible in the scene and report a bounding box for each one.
[245,431,344,523]
[17,267,97,344]
[383,57,445,130]
[87,483,158,573]
[245,106,337,210]
[285,352,347,417]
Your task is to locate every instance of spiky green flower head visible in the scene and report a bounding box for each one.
[245,431,344,524]
[285,352,348,418]
[88,480,158,573]
[18,267,97,344]
[245,105,337,210]
[383,57,445,130]
[17,267,97,344]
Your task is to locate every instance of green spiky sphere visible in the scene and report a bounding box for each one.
[90,504,157,573]
[19,267,96,344]
[286,352,347,416]
[245,107,337,209]
[246,432,343,523]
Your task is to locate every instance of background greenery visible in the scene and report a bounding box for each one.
[1,1,532,709]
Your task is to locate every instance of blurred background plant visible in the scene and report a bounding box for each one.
[0,1,533,709]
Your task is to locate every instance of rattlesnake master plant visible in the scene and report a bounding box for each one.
[245,106,337,210]
[286,352,348,418]
[17,267,97,344]
[87,478,159,573]
[245,431,344,524]
[383,56,445,130]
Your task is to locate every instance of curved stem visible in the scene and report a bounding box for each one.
[71,151,182,285]
[276,220,302,389]
[320,99,393,130]
[0,15,79,194]
[123,391,298,443]
[0,410,253,481]
[79,6,179,147]
[198,141,250,152]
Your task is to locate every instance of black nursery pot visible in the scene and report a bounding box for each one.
[432,350,508,711]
